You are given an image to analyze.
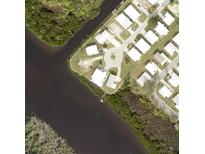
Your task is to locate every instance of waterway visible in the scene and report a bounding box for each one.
[26,0,147,153]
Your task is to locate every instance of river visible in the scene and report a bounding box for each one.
[26,0,147,153]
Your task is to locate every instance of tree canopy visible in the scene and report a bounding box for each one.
[25,116,76,154]
[26,0,103,46]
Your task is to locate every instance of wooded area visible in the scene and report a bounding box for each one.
[26,0,103,46]
[25,116,76,154]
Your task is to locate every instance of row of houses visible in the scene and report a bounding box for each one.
[85,1,175,58]
[135,31,179,109]
[124,10,176,62]
[136,64,179,109]
[131,5,178,109]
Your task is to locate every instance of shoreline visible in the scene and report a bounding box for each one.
[25,28,63,55]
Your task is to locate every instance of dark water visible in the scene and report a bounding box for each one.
[26,0,147,154]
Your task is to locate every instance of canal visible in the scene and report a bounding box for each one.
[26,0,147,154]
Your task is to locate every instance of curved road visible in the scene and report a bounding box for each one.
[26,0,147,154]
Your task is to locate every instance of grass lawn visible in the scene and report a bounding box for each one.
[131,22,139,31]
[138,13,147,23]
[120,30,131,40]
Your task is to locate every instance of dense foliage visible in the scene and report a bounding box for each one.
[148,15,159,29]
[25,116,76,154]
[26,0,103,46]
[105,89,178,154]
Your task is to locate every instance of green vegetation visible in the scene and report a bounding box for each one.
[102,80,178,154]
[131,22,139,31]
[148,4,158,14]
[68,62,104,98]
[26,116,76,154]
[109,68,118,75]
[147,15,159,29]
[26,0,103,46]
[138,13,147,23]
[170,0,179,5]
[120,30,131,40]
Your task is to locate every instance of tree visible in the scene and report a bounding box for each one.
[148,15,159,29]
[25,0,104,46]
[25,116,76,154]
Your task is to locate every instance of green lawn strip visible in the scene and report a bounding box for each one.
[120,30,132,40]
[138,13,147,23]
[69,48,88,74]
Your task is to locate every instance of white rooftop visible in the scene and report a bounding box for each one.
[147,0,164,5]
[124,4,140,21]
[145,61,161,76]
[115,13,132,29]
[85,44,99,56]
[108,22,123,36]
[173,93,179,109]
[155,21,169,36]
[144,30,159,44]
[154,52,170,65]
[164,42,177,56]
[147,0,157,5]
[126,47,142,61]
[106,74,121,89]
[91,69,107,87]
[135,38,150,53]
[163,12,175,26]
[95,30,121,47]
[95,30,108,44]
[173,33,179,45]
[137,71,152,86]
[159,85,173,98]
[168,72,179,87]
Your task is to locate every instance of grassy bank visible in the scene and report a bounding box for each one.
[67,61,104,98]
